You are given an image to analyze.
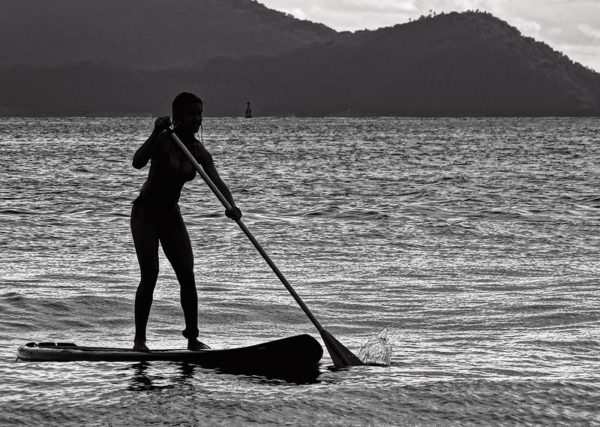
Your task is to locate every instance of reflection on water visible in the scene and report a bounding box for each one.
[128,362,199,391]
[127,360,321,391]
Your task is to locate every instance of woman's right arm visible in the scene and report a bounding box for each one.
[132,117,171,169]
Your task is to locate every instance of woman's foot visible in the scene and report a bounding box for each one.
[187,338,210,351]
[133,340,150,352]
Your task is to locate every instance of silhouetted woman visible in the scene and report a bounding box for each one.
[131,92,241,351]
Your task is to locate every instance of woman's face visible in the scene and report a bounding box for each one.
[175,102,203,134]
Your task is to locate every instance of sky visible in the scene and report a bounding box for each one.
[259,0,600,72]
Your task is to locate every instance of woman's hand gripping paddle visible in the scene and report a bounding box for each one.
[169,130,363,368]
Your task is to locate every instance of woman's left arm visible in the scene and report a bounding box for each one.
[196,145,242,220]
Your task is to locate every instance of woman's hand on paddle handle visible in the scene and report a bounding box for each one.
[225,205,242,221]
[154,116,172,133]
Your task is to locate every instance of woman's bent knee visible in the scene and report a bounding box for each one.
[174,268,195,290]
[140,267,159,284]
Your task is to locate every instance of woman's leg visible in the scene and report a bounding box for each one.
[131,204,160,347]
[159,208,199,341]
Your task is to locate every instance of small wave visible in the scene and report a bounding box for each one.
[72,166,92,173]
[0,208,40,215]
[304,206,340,217]
[302,206,388,220]
[0,293,132,336]
[524,339,600,352]
[334,209,389,220]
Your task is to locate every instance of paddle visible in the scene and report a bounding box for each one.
[169,130,363,368]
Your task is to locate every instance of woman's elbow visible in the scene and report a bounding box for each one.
[132,157,145,169]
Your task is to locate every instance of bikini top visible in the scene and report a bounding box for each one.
[135,135,199,209]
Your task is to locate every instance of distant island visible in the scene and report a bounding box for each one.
[0,0,599,116]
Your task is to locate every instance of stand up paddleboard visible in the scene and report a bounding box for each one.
[18,334,323,379]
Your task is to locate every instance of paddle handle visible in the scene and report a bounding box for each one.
[169,131,327,334]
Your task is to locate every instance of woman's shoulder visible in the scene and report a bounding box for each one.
[191,139,209,154]
[191,140,214,163]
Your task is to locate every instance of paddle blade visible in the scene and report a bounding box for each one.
[320,329,364,368]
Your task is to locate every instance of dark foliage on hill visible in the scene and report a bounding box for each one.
[0,9,599,116]
[0,0,335,70]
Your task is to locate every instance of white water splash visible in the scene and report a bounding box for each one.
[358,329,393,366]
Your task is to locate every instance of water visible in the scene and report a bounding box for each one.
[1,116,600,425]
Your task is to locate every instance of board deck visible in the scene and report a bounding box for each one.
[17,334,323,380]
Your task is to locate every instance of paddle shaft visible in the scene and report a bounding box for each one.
[169,131,327,334]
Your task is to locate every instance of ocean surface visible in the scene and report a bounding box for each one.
[1,116,600,425]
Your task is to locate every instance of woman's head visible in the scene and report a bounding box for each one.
[172,92,203,134]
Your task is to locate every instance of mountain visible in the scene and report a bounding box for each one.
[0,5,599,116]
[196,11,600,116]
[0,0,335,70]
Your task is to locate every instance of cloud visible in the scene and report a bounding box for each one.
[265,0,418,30]
[578,24,600,41]
[287,8,306,20]
[511,18,542,35]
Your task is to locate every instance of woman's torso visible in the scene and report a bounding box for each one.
[134,133,199,211]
